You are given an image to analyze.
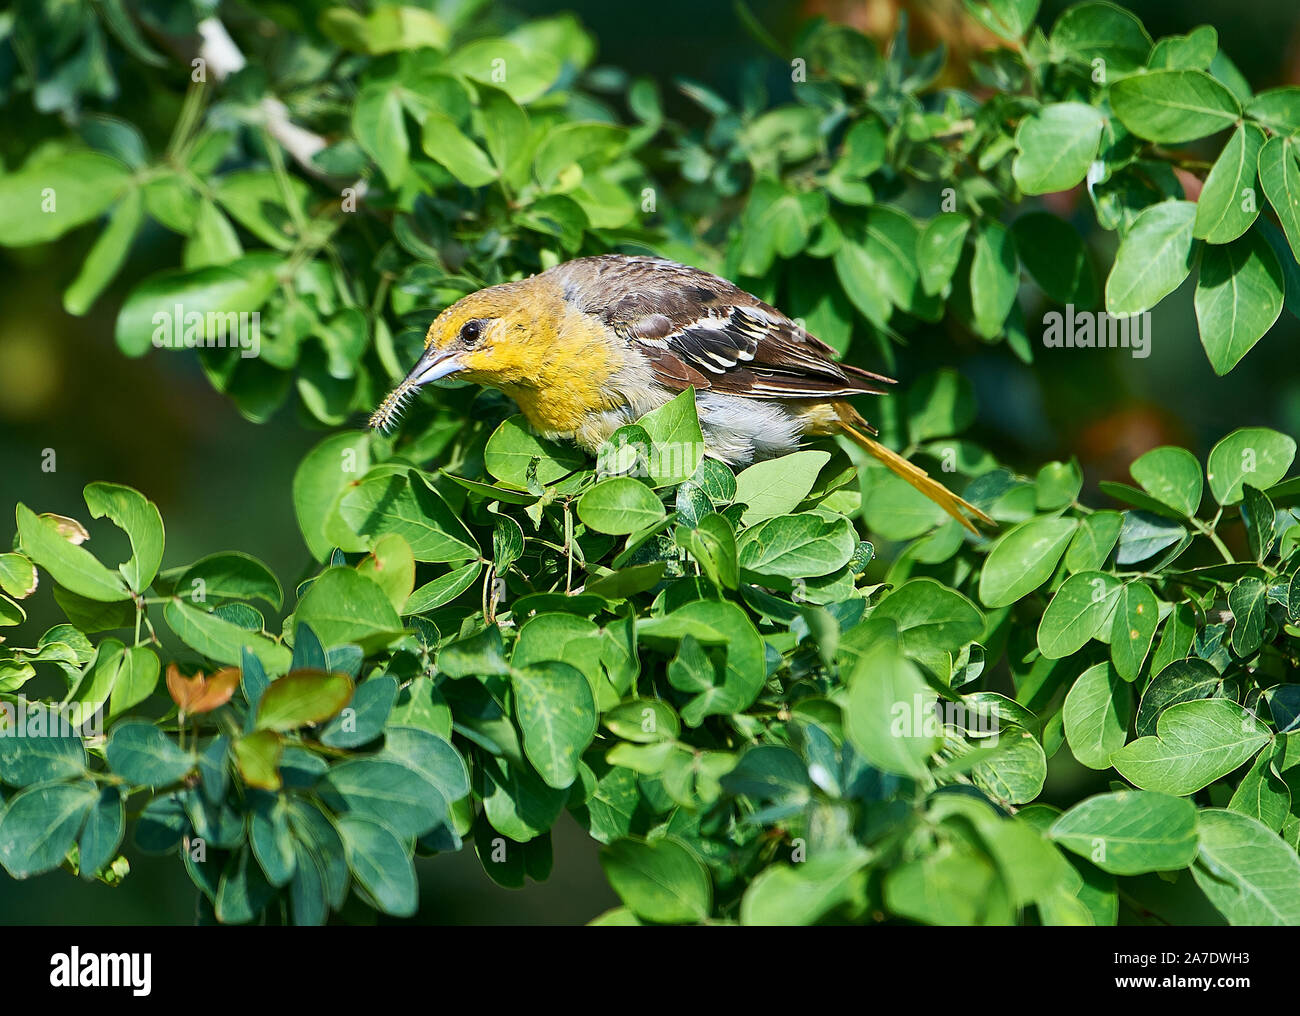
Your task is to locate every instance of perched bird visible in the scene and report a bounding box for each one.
[370,254,992,533]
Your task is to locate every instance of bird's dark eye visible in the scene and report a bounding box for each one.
[459,319,484,345]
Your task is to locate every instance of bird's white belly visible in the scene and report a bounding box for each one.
[559,382,806,468]
[695,391,803,465]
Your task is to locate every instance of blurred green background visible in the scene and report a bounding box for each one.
[1,0,1297,924]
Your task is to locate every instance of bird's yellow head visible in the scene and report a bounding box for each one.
[369,274,614,433]
[417,280,546,383]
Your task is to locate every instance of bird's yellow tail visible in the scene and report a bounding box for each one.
[836,414,994,536]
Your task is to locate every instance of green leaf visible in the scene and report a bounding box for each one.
[114,254,280,358]
[1193,124,1266,244]
[1063,662,1132,769]
[733,451,831,524]
[1104,200,1197,315]
[978,516,1078,608]
[478,85,532,187]
[319,758,446,838]
[1192,810,1300,925]
[969,220,1019,339]
[1036,460,1083,510]
[164,600,291,673]
[353,84,409,188]
[105,720,195,786]
[405,561,482,614]
[884,843,1003,925]
[420,113,496,187]
[1129,446,1202,517]
[1012,102,1104,195]
[845,641,939,778]
[293,431,372,562]
[233,730,283,791]
[249,796,296,888]
[479,754,566,842]
[534,122,626,189]
[1149,601,1196,676]
[1110,70,1241,144]
[853,207,939,319]
[320,674,397,749]
[0,553,37,600]
[916,214,970,296]
[1116,512,1187,565]
[1195,229,1284,375]
[512,661,597,789]
[289,845,328,926]
[78,786,125,879]
[737,513,856,581]
[337,815,418,918]
[439,625,511,678]
[971,729,1048,805]
[214,846,275,924]
[1049,791,1198,874]
[600,837,712,924]
[677,513,734,591]
[1136,658,1220,738]
[1064,510,1123,572]
[484,415,586,488]
[338,470,479,563]
[1110,582,1158,681]
[1111,699,1269,795]
[294,567,405,651]
[0,594,24,627]
[0,151,131,247]
[861,465,948,540]
[1049,2,1152,76]
[639,600,766,724]
[1246,87,1300,133]
[83,482,164,592]
[1039,570,1123,657]
[635,388,706,487]
[1206,427,1296,504]
[255,669,354,732]
[68,639,126,717]
[1147,25,1218,70]
[906,369,976,442]
[321,5,448,53]
[577,478,666,536]
[872,578,984,656]
[108,645,160,718]
[740,181,827,271]
[1257,137,1300,264]
[0,780,99,878]
[833,238,890,326]
[15,504,129,602]
[1241,484,1276,561]
[691,459,737,504]
[64,188,143,315]
[1228,744,1289,831]
[175,552,283,610]
[965,0,1040,42]
[380,727,470,802]
[0,713,85,786]
[1227,576,1268,657]
[739,849,868,926]
[1012,213,1098,306]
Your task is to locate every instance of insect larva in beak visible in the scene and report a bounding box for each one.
[368,377,418,432]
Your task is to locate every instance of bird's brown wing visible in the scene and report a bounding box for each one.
[557,255,894,399]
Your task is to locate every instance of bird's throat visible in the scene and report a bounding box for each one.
[490,300,626,439]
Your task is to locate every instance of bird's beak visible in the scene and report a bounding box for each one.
[404,346,465,387]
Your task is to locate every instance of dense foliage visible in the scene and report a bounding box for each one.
[2,0,1300,924]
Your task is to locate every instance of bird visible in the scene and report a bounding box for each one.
[370,254,993,533]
